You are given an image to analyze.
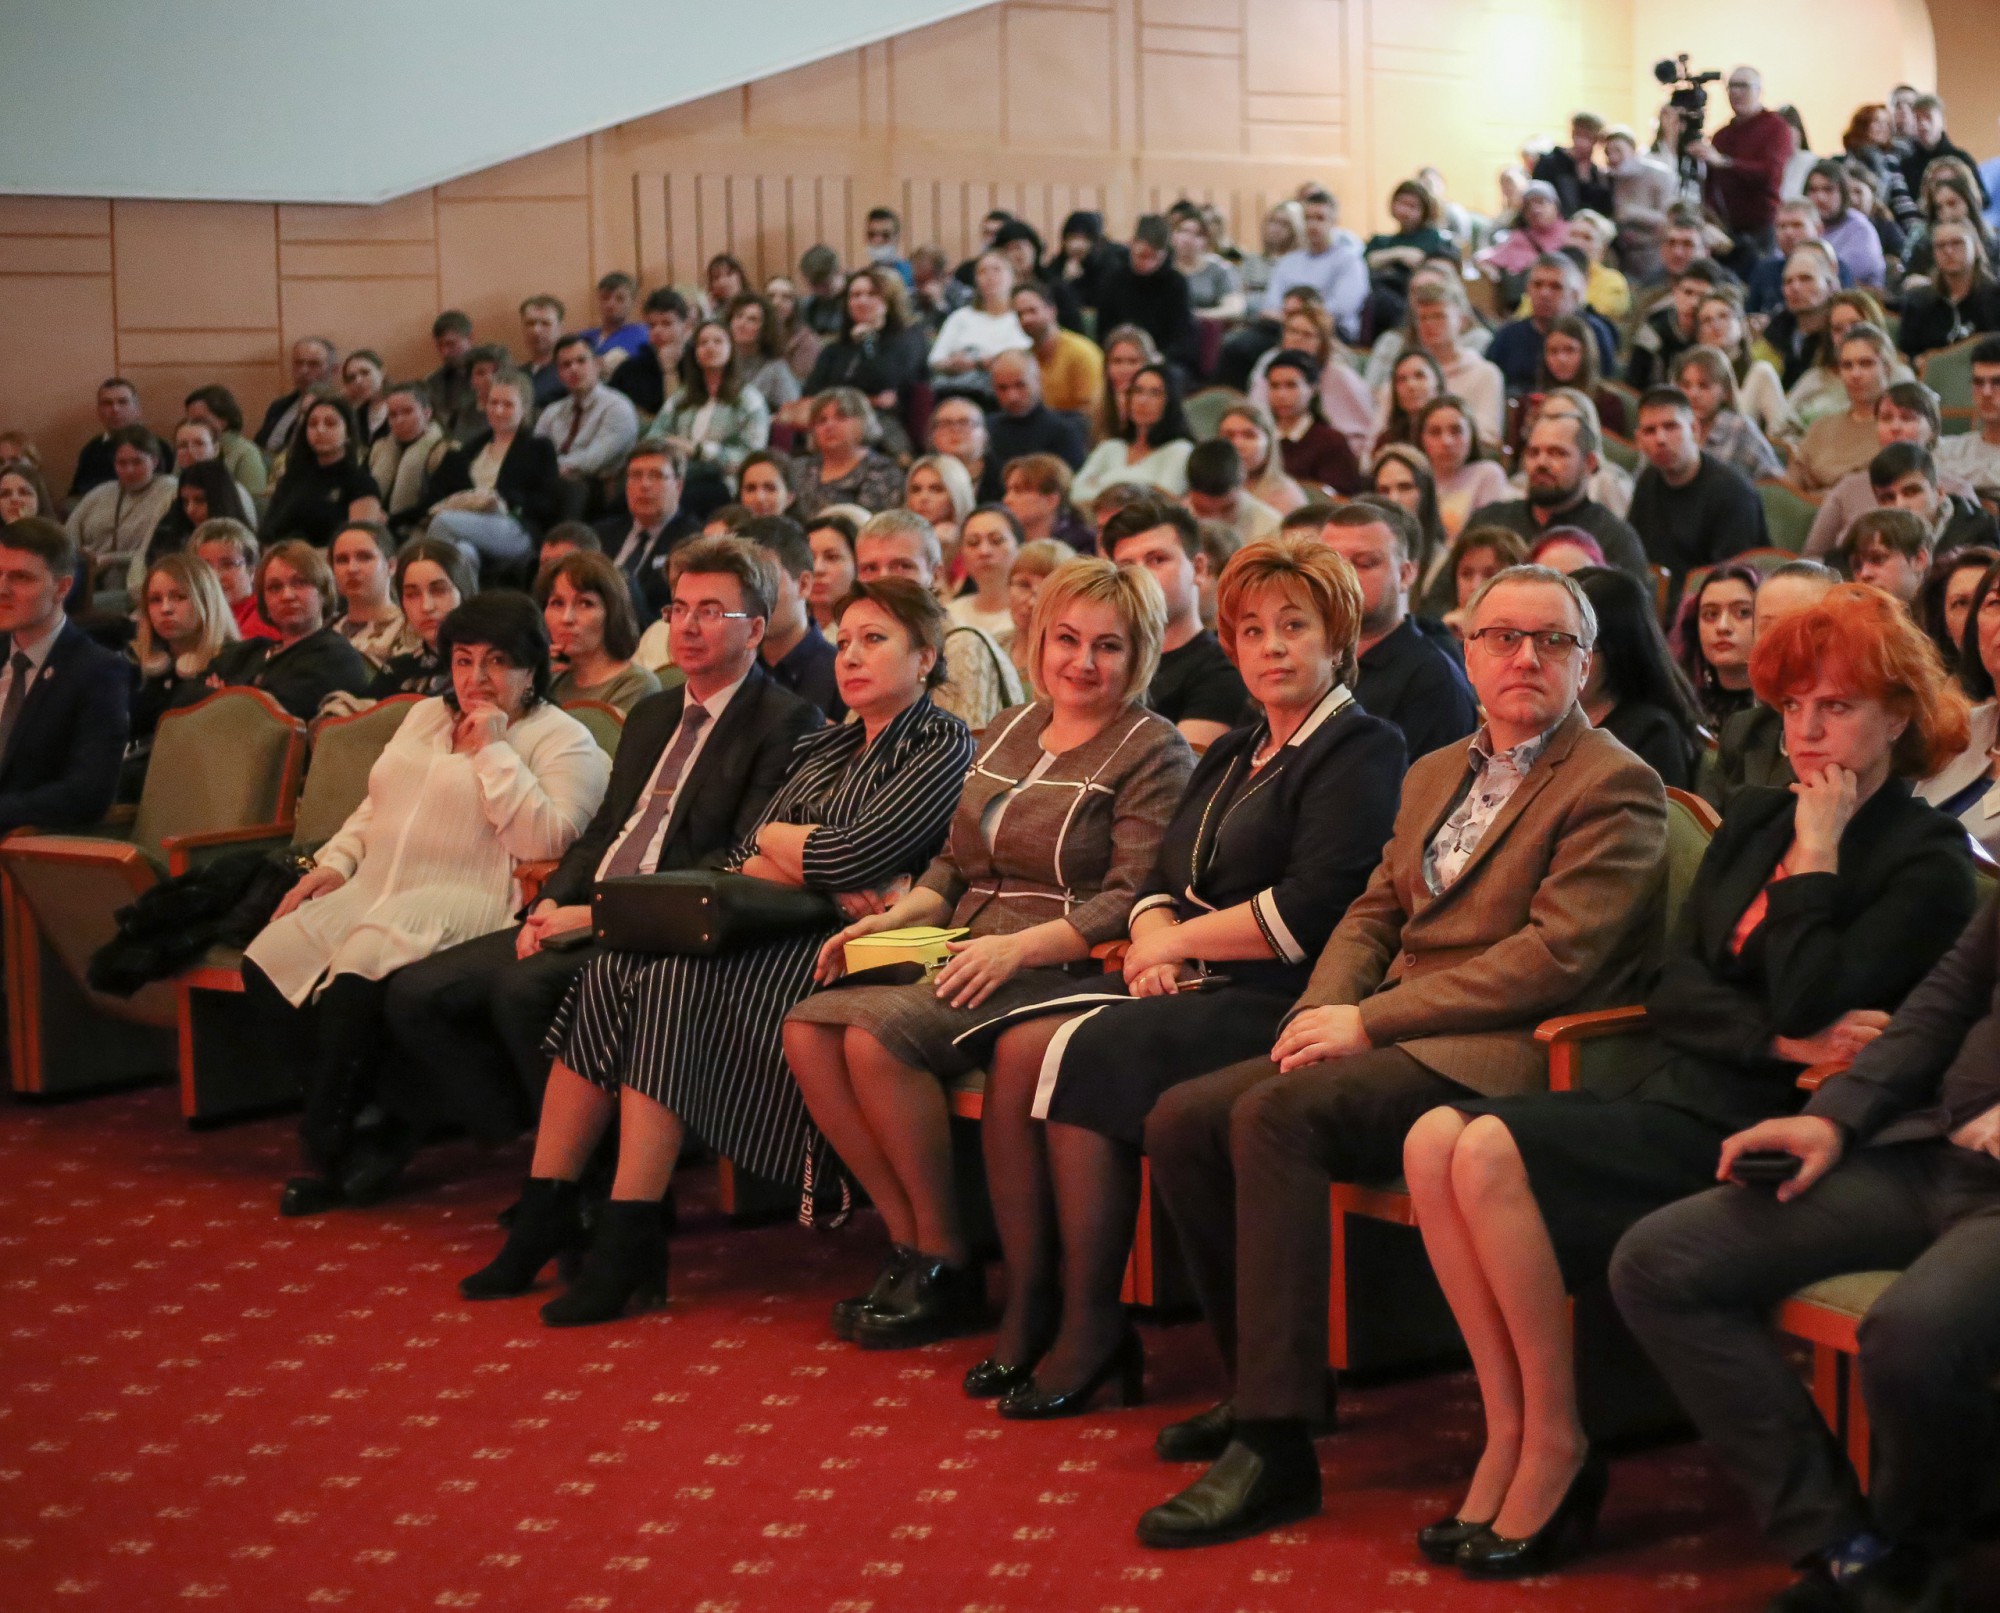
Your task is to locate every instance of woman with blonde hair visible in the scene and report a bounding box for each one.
[1005,538,1073,680]
[1216,401,1308,514]
[126,551,240,784]
[786,557,1193,1353]
[959,537,1404,1416]
[1693,293,1790,440]
[904,452,977,574]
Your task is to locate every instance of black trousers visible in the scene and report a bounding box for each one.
[381,927,593,1145]
[1611,1141,2000,1560]
[242,960,391,1176]
[1143,1048,1468,1422]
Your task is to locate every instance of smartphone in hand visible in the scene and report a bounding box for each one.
[1729,1149,1803,1188]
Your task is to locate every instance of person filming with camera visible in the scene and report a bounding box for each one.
[1685,66,1794,265]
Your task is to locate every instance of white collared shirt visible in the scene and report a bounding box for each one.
[593,670,749,881]
[535,384,639,479]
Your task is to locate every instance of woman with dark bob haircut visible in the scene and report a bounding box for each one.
[242,589,610,1218]
[458,571,974,1328]
[1403,583,1974,1579]
[537,549,660,715]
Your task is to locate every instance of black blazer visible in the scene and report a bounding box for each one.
[1133,690,1405,996]
[0,619,131,833]
[1616,780,1975,1132]
[540,663,823,908]
[591,508,699,618]
[426,432,563,538]
[210,627,374,722]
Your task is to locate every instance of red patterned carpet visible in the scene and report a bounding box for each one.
[3,1089,1994,1613]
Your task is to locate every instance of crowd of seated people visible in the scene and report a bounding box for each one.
[11,60,2000,1613]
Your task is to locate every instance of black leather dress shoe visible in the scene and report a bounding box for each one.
[1839,1547,1958,1613]
[832,1245,914,1341]
[1134,1439,1321,1549]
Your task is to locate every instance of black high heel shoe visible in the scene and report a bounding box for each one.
[998,1327,1144,1420]
[1457,1448,1608,1578]
[540,1200,670,1327]
[1416,1515,1494,1565]
[963,1355,1040,1399]
[460,1177,585,1299]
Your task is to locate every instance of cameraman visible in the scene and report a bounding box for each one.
[1687,67,1793,266]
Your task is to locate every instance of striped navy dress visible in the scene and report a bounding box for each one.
[543,697,974,1197]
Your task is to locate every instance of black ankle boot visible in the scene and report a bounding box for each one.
[849,1253,984,1349]
[832,1245,915,1340]
[459,1178,584,1299]
[539,1200,670,1327]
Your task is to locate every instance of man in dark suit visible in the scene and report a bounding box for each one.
[1135,564,1667,1548]
[1613,889,2000,1613]
[370,537,822,1197]
[593,443,698,619]
[0,519,130,835]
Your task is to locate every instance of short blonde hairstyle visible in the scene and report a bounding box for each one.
[1022,555,1165,706]
[1215,535,1365,689]
[134,551,239,678]
[906,453,975,523]
[1011,538,1073,584]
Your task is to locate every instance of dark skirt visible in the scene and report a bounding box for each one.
[545,931,833,1188]
[784,966,1088,1081]
[1040,986,1295,1147]
[1450,1091,1730,1292]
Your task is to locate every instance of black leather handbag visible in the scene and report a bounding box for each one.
[591,871,839,957]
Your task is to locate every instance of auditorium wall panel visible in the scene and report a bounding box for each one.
[0,0,1977,485]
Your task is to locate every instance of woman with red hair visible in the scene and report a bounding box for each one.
[1399,583,1977,1579]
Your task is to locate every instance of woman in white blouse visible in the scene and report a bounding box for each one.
[244,592,610,1218]
[1070,364,1195,507]
[928,251,1031,392]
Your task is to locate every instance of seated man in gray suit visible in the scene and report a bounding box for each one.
[1614,894,2000,1613]
[362,537,821,1199]
[1135,564,1668,1548]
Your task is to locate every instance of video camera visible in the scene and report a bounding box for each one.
[1654,55,1724,153]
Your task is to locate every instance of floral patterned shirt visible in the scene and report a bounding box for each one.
[1422,722,1558,894]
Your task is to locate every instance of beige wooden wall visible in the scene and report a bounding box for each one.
[0,0,1944,485]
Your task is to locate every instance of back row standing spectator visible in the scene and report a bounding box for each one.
[519,295,568,408]
[1900,93,1988,211]
[1691,67,1794,263]
[1532,112,1613,218]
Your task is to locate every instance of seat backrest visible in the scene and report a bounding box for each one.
[1757,480,1819,555]
[1664,788,1719,933]
[132,688,306,863]
[562,699,625,758]
[1600,431,1639,473]
[296,697,421,846]
[1920,334,1982,415]
[1185,387,1247,442]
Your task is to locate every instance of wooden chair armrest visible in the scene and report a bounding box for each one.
[162,821,297,878]
[1796,1059,1852,1092]
[1535,1005,1649,1092]
[517,859,560,908]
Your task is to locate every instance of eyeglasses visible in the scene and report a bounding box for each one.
[1467,627,1588,659]
[668,602,752,625]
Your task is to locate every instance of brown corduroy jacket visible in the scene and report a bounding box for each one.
[1297,705,1668,1097]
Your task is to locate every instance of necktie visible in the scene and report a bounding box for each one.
[601,705,711,880]
[561,400,586,454]
[0,651,35,765]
